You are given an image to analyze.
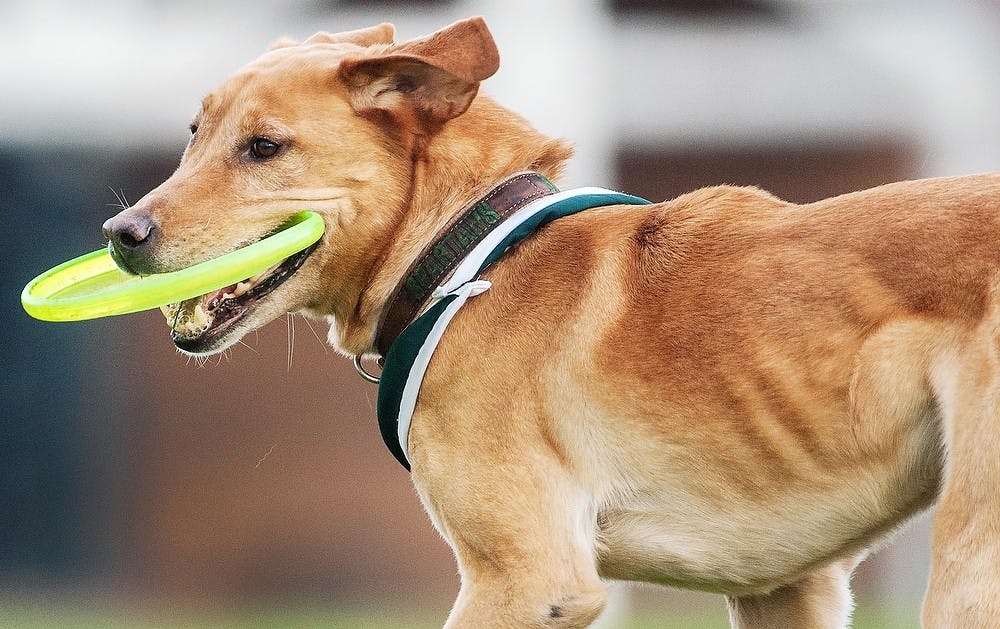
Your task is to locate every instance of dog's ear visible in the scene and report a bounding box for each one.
[338,17,499,134]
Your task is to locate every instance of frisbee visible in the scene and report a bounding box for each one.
[21,211,325,322]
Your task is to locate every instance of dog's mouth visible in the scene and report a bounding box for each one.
[161,241,319,353]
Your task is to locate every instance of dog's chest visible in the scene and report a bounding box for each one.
[592,490,868,594]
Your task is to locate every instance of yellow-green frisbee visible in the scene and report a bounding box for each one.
[21,211,324,322]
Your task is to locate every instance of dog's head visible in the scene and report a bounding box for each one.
[102,18,500,355]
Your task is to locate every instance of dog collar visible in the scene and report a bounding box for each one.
[375,172,559,357]
[373,181,651,470]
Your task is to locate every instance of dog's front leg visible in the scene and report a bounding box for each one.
[725,558,858,629]
[445,565,606,629]
[410,433,606,628]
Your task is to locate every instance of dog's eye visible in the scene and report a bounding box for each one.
[189,123,198,135]
[249,137,281,160]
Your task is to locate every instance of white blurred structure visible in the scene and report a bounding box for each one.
[3,1,997,177]
[3,0,997,623]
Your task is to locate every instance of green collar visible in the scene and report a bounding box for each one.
[374,172,558,357]
[372,179,651,470]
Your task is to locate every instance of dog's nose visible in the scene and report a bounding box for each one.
[102,210,157,251]
[102,209,160,274]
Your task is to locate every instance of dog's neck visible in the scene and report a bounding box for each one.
[337,96,574,355]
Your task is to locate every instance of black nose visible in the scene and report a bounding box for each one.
[102,210,159,274]
[102,210,157,251]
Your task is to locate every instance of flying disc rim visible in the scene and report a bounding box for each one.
[21,211,325,321]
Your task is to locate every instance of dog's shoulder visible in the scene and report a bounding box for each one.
[667,184,790,214]
[626,185,791,254]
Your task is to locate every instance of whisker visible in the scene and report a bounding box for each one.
[301,315,328,351]
[286,312,295,370]
[237,338,259,355]
[107,186,128,210]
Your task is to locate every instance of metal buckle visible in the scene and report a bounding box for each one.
[353,354,382,384]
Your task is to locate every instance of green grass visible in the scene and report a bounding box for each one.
[2,603,439,629]
[0,602,917,628]
[625,606,917,629]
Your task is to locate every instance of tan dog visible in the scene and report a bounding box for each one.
[101,17,1000,628]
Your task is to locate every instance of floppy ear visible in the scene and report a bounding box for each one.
[338,17,499,134]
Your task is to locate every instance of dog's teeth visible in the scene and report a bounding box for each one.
[249,266,274,285]
[240,261,281,289]
[192,302,210,327]
[160,258,287,337]
[161,299,213,337]
[160,303,178,321]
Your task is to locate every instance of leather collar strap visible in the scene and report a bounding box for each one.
[375,172,558,357]
[375,185,652,470]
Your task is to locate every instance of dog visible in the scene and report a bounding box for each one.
[100,16,1000,628]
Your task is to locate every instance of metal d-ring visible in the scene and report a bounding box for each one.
[353,354,382,384]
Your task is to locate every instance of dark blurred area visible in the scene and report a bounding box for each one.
[2,147,458,607]
[1,148,170,589]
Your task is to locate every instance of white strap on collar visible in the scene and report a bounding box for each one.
[395,187,622,462]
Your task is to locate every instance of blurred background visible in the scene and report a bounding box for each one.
[2,1,998,627]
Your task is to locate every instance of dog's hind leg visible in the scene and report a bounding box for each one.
[923,314,1000,627]
[725,558,858,629]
